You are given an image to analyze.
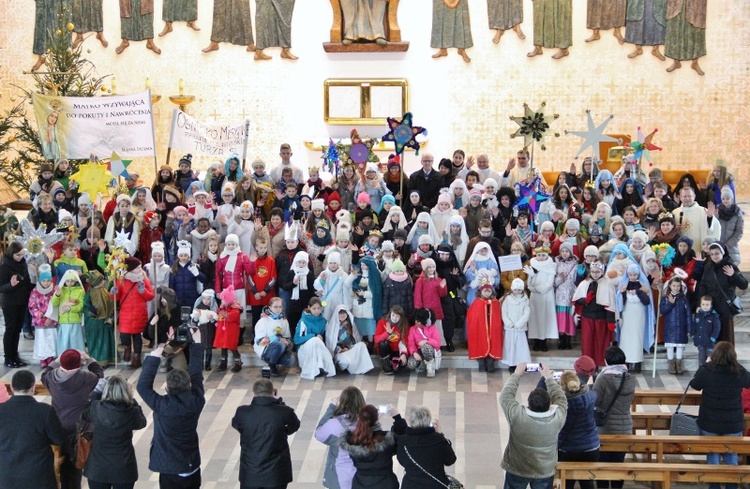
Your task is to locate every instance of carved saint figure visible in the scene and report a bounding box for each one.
[342,0,388,45]
[528,0,572,59]
[625,0,667,60]
[202,0,254,52]
[255,0,297,60]
[32,0,72,72]
[116,0,161,55]
[159,0,200,37]
[72,0,108,48]
[487,0,525,44]
[585,0,626,43]
[664,0,706,75]
[431,0,473,63]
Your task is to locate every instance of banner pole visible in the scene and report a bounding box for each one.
[148,89,158,176]
[166,109,179,167]
[241,119,250,172]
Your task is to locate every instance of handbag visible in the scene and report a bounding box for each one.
[403,446,463,489]
[669,384,700,436]
[593,372,626,427]
[711,267,743,316]
[74,423,93,470]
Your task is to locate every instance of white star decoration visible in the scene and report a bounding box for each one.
[13,220,65,257]
[113,229,132,250]
[565,110,621,161]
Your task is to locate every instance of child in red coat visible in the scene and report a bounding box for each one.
[248,237,277,326]
[214,286,243,372]
[466,282,503,372]
[374,305,410,375]
[413,258,448,345]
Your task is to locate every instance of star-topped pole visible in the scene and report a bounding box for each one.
[107,151,133,180]
[565,110,621,161]
[510,101,560,152]
[626,126,662,181]
[382,112,428,200]
[70,158,114,198]
[339,129,379,184]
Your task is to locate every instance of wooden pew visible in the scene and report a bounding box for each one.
[556,462,750,489]
[599,435,750,463]
[3,381,50,396]
[629,412,750,435]
[632,391,702,410]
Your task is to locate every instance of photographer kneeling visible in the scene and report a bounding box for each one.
[137,324,205,489]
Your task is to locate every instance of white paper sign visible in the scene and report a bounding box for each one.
[168,109,248,158]
[498,254,523,272]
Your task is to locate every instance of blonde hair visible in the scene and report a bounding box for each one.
[560,370,581,394]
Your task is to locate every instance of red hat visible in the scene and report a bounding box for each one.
[143,211,157,226]
[124,257,142,272]
[574,356,597,377]
[326,191,341,206]
[60,349,82,370]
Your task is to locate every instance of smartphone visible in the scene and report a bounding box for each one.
[377,405,390,415]
[525,363,541,372]
[553,372,562,381]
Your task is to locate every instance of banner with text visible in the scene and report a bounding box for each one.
[168,109,249,158]
[32,90,156,160]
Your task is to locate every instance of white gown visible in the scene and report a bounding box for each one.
[527,258,558,340]
[325,306,374,375]
[619,292,646,363]
[297,336,336,380]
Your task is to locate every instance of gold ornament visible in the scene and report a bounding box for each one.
[10,96,15,102]
[67,23,75,31]
[56,29,62,35]
[8,135,15,142]
[100,86,107,92]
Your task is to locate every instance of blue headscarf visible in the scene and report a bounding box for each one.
[595,170,616,195]
[224,156,243,182]
[353,256,382,320]
[608,243,638,266]
[617,178,644,203]
[614,263,655,352]
[378,194,396,214]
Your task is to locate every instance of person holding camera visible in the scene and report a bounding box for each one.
[0,242,34,368]
[231,379,301,489]
[396,406,457,489]
[137,327,205,489]
[500,362,568,489]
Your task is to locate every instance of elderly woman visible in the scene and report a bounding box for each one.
[697,243,748,345]
[396,406,457,489]
[717,187,744,266]
[689,342,750,489]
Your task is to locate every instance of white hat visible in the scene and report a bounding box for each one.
[225,234,240,246]
[116,194,131,205]
[177,240,191,257]
[418,234,434,246]
[78,192,92,206]
[221,181,235,197]
[327,251,341,265]
[381,240,394,251]
[311,199,325,211]
[365,162,379,174]
[484,178,498,189]
[239,200,254,212]
[284,222,299,241]
[511,278,525,291]
[201,289,215,298]
[336,229,350,242]
[151,242,165,255]
[193,190,208,199]
[58,208,73,223]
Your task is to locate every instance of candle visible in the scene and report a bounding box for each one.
[179,78,184,96]
[111,77,117,94]
[145,77,151,90]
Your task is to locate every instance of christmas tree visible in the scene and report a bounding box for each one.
[0,10,108,195]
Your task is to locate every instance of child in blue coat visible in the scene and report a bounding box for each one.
[659,273,692,374]
[690,295,721,366]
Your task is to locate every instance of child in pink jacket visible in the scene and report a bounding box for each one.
[413,257,448,346]
[407,308,441,378]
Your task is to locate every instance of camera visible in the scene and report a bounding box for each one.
[378,405,390,415]
[173,306,194,347]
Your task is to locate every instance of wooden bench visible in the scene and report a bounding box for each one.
[599,435,750,463]
[3,381,50,397]
[630,412,750,435]
[556,462,750,489]
[632,391,701,411]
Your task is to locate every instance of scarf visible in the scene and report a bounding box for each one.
[268,222,284,238]
[190,228,215,240]
[124,270,144,282]
[36,281,54,295]
[90,286,114,319]
[221,246,240,273]
[388,271,409,282]
[291,252,309,300]
[206,250,217,262]
[718,204,740,221]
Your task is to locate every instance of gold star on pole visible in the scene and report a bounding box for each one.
[510,101,560,151]
[70,162,113,198]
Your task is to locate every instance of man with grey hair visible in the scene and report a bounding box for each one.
[408,153,442,208]
[397,405,457,487]
[673,186,721,254]
[500,362,567,489]
[461,153,502,184]
[232,379,300,489]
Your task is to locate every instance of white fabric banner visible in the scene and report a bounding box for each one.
[32,90,156,160]
[168,109,249,158]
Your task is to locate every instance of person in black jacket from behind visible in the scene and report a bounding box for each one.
[397,406,457,489]
[83,374,147,489]
[137,328,205,489]
[232,379,301,489]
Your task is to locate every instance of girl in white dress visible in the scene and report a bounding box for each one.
[525,245,558,351]
[325,305,374,375]
[615,263,655,373]
[502,278,531,372]
[294,298,336,380]
[314,251,349,321]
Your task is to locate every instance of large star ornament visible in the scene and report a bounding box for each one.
[626,127,662,163]
[113,229,132,250]
[514,177,551,214]
[107,151,133,179]
[70,162,113,197]
[510,102,560,151]
[565,110,621,161]
[14,220,65,257]
[381,112,427,155]
[339,129,379,175]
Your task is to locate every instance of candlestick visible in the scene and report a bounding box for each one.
[179,78,184,96]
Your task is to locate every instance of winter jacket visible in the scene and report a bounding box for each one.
[557,387,599,453]
[690,362,750,434]
[216,251,255,292]
[115,277,155,334]
[718,205,744,266]
[691,309,721,348]
[339,416,407,489]
[169,262,206,308]
[51,285,85,324]
[197,256,217,291]
[0,255,34,306]
[592,366,636,435]
[279,267,316,312]
[314,404,357,489]
[29,288,57,329]
[382,275,414,317]
[500,374,567,479]
[414,275,448,319]
[697,257,748,319]
[275,245,306,291]
[407,325,441,355]
[137,343,205,475]
[396,427,457,489]
[248,254,277,306]
[232,396,300,487]
[82,400,147,484]
[659,294,691,344]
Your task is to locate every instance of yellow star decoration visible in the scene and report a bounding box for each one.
[510,101,560,151]
[70,162,113,197]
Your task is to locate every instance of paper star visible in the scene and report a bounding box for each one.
[321,138,341,176]
[565,110,621,161]
[339,129,379,175]
[70,162,113,197]
[381,112,427,155]
[13,220,65,257]
[113,229,132,249]
[514,177,550,214]
[626,127,662,163]
[510,102,560,151]
[107,151,133,179]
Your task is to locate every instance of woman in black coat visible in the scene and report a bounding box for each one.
[435,244,467,352]
[689,342,750,486]
[82,375,147,489]
[397,406,457,489]
[0,242,34,367]
[340,404,407,489]
[697,243,748,345]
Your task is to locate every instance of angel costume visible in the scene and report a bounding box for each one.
[502,284,532,367]
[463,242,500,307]
[615,264,655,363]
[325,306,374,374]
[526,254,558,341]
[295,311,336,380]
[313,253,349,321]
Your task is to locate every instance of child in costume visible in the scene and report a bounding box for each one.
[406,308,441,378]
[254,297,294,376]
[145,242,172,319]
[215,233,255,325]
[248,237,277,325]
[615,263,655,373]
[325,305,374,375]
[280,251,315,338]
[467,280,503,373]
[502,278,531,372]
[691,295,721,366]
[215,285,244,372]
[346,255,382,349]
[294,297,336,380]
[83,270,115,367]
[464,242,500,307]
[660,272,692,374]
[413,258,448,346]
[374,305,409,375]
[187,217,216,262]
[29,264,57,367]
[192,288,219,371]
[227,200,256,255]
[573,261,617,366]
[302,219,334,276]
[138,211,164,264]
[313,251,348,321]
[554,242,579,350]
[52,269,86,354]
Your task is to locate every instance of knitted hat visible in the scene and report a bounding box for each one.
[381,240,394,252]
[437,193,452,206]
[173,205,188,215]
[60,349,82,370]
[311,198,325,211]
[418,234,434,246]
[239,200,253,213]
[193,190,208,199]
[566,218,581,231]
[327,251,341,265]
[357,192,371,204]
[38,264,52,282]
[151,242,165,256]
[365,163,379,174]
[574,356,597,377]
[421,258,436,270]
[177,240,191,257]
[469,189,482,200]
[225,234,240,246]
[588,223,603,237]
[179,154,193,167]
[559,241,575,256]
[252,159,266,169]
[632,230,648,244]
[219,285,235,304]
[124,257,142,272]
[511,278,525,291]
[58,209,72,223]
[85,270,106,288]
[708,243,725,256]
[40,163,53,174]
[394,229,408,241]
[335,229,350,242]
[583,245,600,258]
[390,258,405,273]
[676,235,694,249]
[78,192,92,206]
[327,191,342,206]
[484,178,498,189]
[540,221,555,233]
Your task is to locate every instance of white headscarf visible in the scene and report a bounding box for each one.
[406,212,440,247]
[221,234,241,273]
[291,251,310,300]
[324,305,360,354]
[464,242,493,272]
[445,214,470,266]
[380,206,408,234]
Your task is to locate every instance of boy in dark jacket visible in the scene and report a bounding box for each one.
[691,295,722,366]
